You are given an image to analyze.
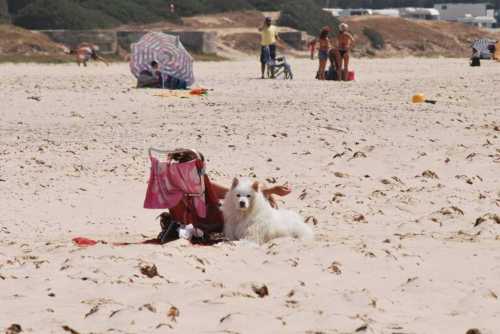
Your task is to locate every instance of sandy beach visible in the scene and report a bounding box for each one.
[1,58,499,334]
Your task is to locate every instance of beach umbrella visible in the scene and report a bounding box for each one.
[130,32,195,86]
[472,38,495,57]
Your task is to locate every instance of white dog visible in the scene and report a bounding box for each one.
[222,177,313,244]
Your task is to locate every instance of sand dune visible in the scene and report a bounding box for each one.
[1,58,499,334]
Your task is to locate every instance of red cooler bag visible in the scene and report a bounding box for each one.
[347,71,355,81]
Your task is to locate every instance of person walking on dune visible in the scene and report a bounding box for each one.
[335,23,354,81]
[69,43,108,67]
[258,16,280,79]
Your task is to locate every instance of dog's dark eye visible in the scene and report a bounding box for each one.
[236,194,240,198]
[246,195,251,198]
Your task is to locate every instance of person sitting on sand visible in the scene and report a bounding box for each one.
[149,149,293,241]
[137,61,163,88]
[311,26,332,80]
[212,181,291,209]
[335,23,354,81]
[166,149,291,208]
[156,181,291,243]
[258,16,280,79]
[326,49,339,80]
[488,42,497,60]
[137,62,188,90]
[69,43,108,67]
[470,47,481,67]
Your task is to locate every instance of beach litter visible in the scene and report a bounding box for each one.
[474,213,500,227]
[154,88,209,98]
[72,237,98,247]
[62,325,81,334]
[140,264,159,278]
[252,284,269,298]
[466,329,482,334]
[412,93,437,104]
[167,306,180,322]
[6,324,22,334]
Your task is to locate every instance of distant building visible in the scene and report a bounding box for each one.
[400,8,440,20]
[324,7,400,18]
[459,14,496,28]
[323,8,373,17]
[434,3,487,21]
[323,4,495,26]
[434,3,496,28]
[322,8,343,17]
[372,9,400,17]
[346,9,373,16]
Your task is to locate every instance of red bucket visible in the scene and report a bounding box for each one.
[347,71,355,81]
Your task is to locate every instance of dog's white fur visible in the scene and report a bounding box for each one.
[222,177,313,244]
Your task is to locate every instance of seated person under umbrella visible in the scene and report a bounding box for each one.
[137,61,188,89]
[137,61,163,88]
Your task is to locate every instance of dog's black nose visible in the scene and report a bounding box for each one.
[239,201,246,208]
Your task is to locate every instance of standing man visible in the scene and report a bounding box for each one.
[258,16,279,79]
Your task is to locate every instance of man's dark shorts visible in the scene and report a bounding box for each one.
[260,44,276,64]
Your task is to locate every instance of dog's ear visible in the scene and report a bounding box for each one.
[231,178,239,189]
[252,181,262,192]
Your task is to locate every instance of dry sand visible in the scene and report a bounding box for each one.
[1,58,499,334]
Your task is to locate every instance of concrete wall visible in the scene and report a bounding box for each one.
[174,31,217,54]
[278,31,307,49]
[116,31,147,52]
[39,29,217,55]
[117,30,217,54]
[40,30,117,53]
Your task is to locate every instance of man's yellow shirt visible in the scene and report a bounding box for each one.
[261,25,277,46]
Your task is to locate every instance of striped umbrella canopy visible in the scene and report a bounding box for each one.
[130,32,195,86]
[472,38,495,54]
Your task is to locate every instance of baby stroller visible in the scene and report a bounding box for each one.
[144,148,224,243]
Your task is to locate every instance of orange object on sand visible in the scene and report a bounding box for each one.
[190,87,208,95]
[72,237,98,247]
[412,93,426,103]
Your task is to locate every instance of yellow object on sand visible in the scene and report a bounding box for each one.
[412,93,426,103]
[154,88,208,98]
[154,91,192,98]
[495,41,500,61]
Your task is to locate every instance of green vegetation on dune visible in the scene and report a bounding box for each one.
[8,0,500,31]
[279,0,340,36]
[246,0,286,11]
[6,0,32,14]
[14,0,118,29]
[12,0,340,36]
[14,0,181,29]
[363,27,385,50]
[11,0,262,29]
[11,0,256,29]
[201,0,253,13]
[78,0,180,25]
[313,0,498,8]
